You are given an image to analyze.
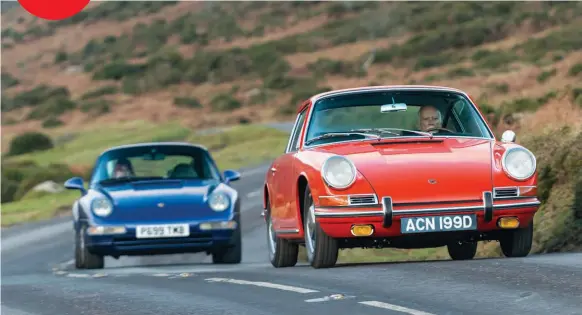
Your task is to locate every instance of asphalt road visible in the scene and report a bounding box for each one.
[2,123,582,315]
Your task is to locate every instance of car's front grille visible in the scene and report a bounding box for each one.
[348,195,378,205]
[493,187,519,198]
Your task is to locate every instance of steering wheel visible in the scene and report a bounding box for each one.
[425,127,455,133]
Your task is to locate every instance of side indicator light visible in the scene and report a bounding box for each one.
[351,224,374,237]
[497,217,520,229]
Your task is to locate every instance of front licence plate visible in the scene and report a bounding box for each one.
[401,214,477,234]
[136,224,190,239]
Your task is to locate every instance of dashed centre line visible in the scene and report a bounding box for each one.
[205,277,319,294]
[359,301,436,315]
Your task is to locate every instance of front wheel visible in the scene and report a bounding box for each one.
[266,199,298,268]
[74,226,104,269]
[303,186,338,268]
[499,221,533,258]
[213,218,242,264]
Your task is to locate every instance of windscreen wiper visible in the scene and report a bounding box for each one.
[305,132,380,145]
[372,127,433,138]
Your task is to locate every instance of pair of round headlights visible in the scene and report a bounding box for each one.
[91,192,230,217]
[321,147,536,189]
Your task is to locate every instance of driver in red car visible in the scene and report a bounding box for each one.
[113,158,134,178]
[418,105,442,132]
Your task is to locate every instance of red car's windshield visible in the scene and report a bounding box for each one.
[304,89,493,146]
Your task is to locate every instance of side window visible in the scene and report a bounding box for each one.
[450,100,480,136]
[287,110,307,153]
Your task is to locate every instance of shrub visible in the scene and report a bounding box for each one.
[568,63,582,77]
[8,131,54,156]
[537,68,557,83]
[26,97,76,120]
[174,97,202,108]
[80,85,119,100]
[1,72,19,89]
[2,85,70,112]
[42,117,64,128]
[210,93,242,112]
[80,99,111,115]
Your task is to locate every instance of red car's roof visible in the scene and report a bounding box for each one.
[311,85,467,102]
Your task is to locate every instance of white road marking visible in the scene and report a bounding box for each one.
[246,189,262,199]
[205,277,319,294]
[305,294,355,302]
[359,301,435,315]
[66,273,92,278]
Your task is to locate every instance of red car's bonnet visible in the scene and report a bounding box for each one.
[308,137,494,204]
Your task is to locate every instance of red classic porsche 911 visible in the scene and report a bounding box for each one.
[262,85,540,269]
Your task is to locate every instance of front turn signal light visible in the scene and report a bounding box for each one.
[497,217,520,229]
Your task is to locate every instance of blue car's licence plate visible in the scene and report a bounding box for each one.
[400,214,477,234]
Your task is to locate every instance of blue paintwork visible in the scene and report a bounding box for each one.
[65,142,242,257]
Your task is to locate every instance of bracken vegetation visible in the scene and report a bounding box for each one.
[1,1,581,255]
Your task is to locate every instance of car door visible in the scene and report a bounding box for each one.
[271,108,308,230]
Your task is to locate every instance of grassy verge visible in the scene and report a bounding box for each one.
[1,123,289,227]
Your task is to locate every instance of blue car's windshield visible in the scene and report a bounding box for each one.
[304,89,494,146]
[90,145,222,185]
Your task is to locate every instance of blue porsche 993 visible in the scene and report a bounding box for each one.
[64,142,242,269]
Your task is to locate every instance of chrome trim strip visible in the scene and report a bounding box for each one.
[313,200,541,218]
[493,201,541,209]
[315,210,385,217]
[275,229,300,234]
[301,86,496,150]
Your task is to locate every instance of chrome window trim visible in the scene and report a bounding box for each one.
[286,108,308,153]
[301,86,496,150]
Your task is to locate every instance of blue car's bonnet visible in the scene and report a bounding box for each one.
[91,179,232,224]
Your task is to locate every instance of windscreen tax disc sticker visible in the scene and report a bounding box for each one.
[17,0,90,21]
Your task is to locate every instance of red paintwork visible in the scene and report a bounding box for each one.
[263,85,540,240]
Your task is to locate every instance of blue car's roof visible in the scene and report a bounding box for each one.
[98,142,209,157]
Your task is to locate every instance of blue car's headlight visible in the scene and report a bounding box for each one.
[92,197,113,217]
[208,192,230,212]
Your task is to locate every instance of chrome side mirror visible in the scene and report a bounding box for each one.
[501,130,516,143]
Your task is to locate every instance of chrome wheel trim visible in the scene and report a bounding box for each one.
[304,194,316,261]
[267,218,277,259]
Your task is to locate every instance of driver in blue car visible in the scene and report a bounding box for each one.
[418,105,442,132]
[113,158,134,178]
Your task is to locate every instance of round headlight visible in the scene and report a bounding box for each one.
[502,147,536,180]
[92,197,113,217]
[321,155,357,189]
[208,192,230,212]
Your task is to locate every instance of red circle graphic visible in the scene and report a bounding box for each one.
[17,0,90,21]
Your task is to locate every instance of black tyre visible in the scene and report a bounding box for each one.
[266,199,298,268]
[213,214,242,264]
[499,221,533,258]
[303,186,339,268]
[447,241,478,260]
[212,225,242,264]
[74,226,104,269]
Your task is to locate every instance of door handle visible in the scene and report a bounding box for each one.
[271,167,277,172]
